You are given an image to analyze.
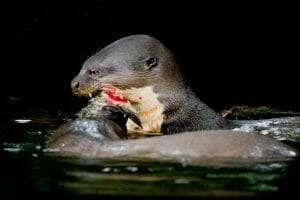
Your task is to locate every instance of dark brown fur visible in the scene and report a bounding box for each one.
[47,35,298,161]
[71,34,227,134]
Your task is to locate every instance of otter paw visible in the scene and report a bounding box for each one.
[101,106,128,130]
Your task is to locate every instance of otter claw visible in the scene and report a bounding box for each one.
[125,109,143,128]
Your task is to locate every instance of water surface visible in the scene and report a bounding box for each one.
[1,96,300,199]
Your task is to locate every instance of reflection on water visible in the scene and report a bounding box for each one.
[1,97,300,199]
[233,117,300,142]
[58,160,288,197]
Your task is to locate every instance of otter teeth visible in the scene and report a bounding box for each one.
[88,93,92,98]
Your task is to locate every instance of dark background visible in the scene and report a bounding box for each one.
[13,0,298,112]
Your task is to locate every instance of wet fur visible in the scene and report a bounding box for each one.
[71,34,227,134]
[47,35,298,161]
[47,125,297,162]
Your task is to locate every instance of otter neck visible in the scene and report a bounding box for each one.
[122,86,165,135]
[156,82,227,134]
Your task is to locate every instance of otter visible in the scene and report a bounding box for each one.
[70,34,227,135]
[47,35,297,161]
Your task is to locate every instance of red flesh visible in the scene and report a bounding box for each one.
[101,87,128,103]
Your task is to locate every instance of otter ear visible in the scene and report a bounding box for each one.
[145,57,158,69]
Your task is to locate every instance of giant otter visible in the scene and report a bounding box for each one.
[47,35,297,161]
[70,34,227,134]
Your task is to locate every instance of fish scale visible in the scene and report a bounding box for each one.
[76,92,142,128]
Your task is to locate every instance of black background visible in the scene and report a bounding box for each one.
[14,0,298,112]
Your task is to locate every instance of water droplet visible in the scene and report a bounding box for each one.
[102,167,111,172]
[15,119,32,124]
[3,148,21,152]
[125,166,138,172]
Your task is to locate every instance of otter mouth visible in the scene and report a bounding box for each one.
[85,86,128,107]
[99,86,128,104]
[78,85,142,128]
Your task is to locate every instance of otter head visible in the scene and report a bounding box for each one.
[71,34,183,97]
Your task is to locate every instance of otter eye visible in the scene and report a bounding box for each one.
[86,69,100,75]
[145,57,158,69]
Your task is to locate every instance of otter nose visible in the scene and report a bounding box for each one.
[72,80,80,89]
[71,79,80,89]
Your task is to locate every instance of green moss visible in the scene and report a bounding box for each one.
[221,106,282,120]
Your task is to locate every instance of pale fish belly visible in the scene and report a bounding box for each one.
[123,86,164,135]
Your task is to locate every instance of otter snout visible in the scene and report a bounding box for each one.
[71,76,80,89]
[71,76,83,95]
[71,74,101,96]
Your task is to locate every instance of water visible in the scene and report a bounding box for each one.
[1,96,300,199]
